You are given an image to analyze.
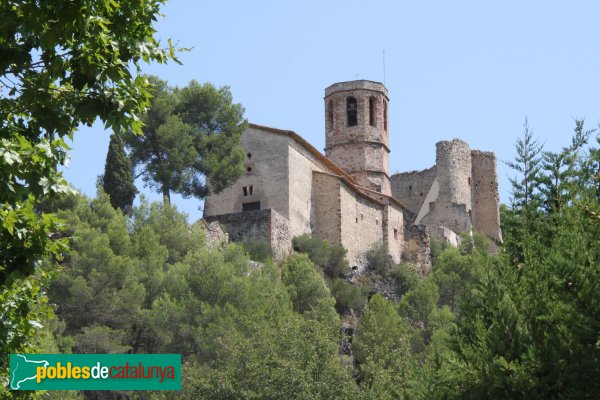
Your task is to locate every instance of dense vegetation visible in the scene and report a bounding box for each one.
[19,119,596,399]
[0,1,178,397]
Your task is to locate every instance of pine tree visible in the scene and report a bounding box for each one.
[125,76,247,204]
[103,133,137,213]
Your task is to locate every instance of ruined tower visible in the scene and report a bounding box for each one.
[324,80,391,195]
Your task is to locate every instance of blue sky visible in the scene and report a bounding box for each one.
[63,0,600,221]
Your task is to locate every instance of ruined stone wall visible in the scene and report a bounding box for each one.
[202,221,228,248]
[471,150,502,251]
[391,166,437,215]
[339,181,384,271]
[204,209,291,260]
[270,210,293,260]
[421,139,473,235]
[405,225,432,276]
[203,126,290,218]
[436,139,472,208]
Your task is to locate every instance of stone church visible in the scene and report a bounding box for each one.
[203,80,501,269]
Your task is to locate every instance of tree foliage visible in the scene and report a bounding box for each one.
[45,194,355,399]
[433,120,600,399]
[0,0,177,394]
[292,233,349,278]
[125,76,246,203]
[102,133,137,213]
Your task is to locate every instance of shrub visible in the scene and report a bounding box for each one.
[292,234,349,278]
[241,239,272,262]
[390,263,419,296]
[331,278,367,314]
[365,243,394,277]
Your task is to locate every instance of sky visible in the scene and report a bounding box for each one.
[63,0,600,222]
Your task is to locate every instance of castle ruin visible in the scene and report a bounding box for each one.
[203,80,501,269]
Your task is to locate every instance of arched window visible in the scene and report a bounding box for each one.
[328,100,334,129]
[383,100,388,131]
[347,97,357,126]
[369,97,376,126]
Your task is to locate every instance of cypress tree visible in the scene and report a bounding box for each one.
[103,133,137,213]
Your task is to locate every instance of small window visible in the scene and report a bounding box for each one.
[246,167,252,172]
[347,97,357,126]
[408,185,412,191]
[242,202,260,212]
[249,185,253,195]
[375,219,379,225]
[369,97,376,126]
[419,192,423,196]
[361,213,364,220]
[356,217,359,223]
[242,187,248,196]
[468,177,471,185]
[394,228,399,240]
[247,152,252,159]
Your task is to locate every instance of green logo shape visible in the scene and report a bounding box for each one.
[9,354,181,391]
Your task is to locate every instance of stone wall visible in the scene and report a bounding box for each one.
[471,150,502,251]
[407,225,432,275]
[288,140,326,238]
[420,139,473,235]
[339,180,385,271]
[312,172,342,245]
[391,166,437,215]
[383,203,404,264]
[312,171,386,271]
[270,210,293,260]
[436,139,472,208]
[202,221,228,248]
[203,126,291,219]
[204,209,291,260]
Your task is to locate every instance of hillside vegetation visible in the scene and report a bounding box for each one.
[30,121,600,399]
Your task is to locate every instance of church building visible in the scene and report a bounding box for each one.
[203,80,501,269]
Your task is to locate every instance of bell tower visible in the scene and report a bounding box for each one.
[324,80,391,195]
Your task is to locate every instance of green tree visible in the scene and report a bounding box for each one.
[125,77,246,203]
[281,254,338,324]
[436,123,600,399]
[503,118,545,263]
[354,294,413,399]
[0,0,177,393]
[102,133,137,213]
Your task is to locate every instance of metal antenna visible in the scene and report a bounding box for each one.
[383,50,386,85]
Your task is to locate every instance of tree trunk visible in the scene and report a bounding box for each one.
[162,186,171,205]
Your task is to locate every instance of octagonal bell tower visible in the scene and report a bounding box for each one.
[324,80,391,195]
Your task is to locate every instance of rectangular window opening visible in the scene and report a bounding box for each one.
[242,202,260,212]
[242,187,248,196]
